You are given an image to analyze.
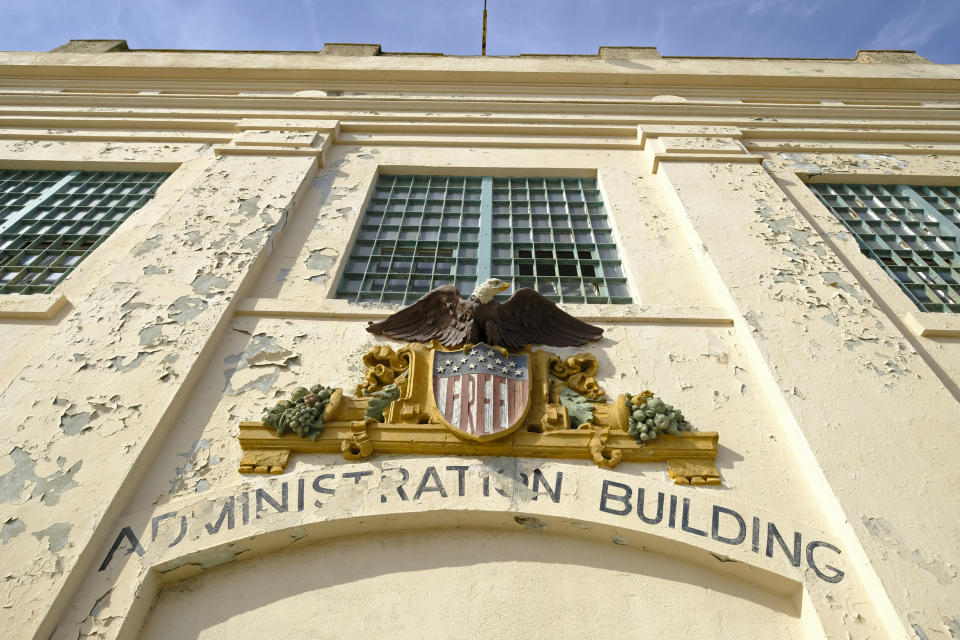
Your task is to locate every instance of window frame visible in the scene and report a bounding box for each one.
[0,168,171,295]
[335,173,632,306]
[809,182,960,314]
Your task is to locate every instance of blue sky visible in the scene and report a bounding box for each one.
[1,0,959,63]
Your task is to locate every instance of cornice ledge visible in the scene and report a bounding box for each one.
[1,54,959,91]
[214,119,339,161]
[652,152,764,172]
[902,310,960,338]
[235,118,340,133]
[638,124,743,149]
[235,297,733,325]
[0,293,70,319]
[640,124,762,172]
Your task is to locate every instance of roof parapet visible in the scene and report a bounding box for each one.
[321,43,381,56]
[49,39,129,53]
[598,46,661,60]
[855,49,931,64]
[38,40,941,66]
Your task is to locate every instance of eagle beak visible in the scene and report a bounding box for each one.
[497,281,511,292]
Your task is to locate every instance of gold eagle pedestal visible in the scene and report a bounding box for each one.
[238,342,721,486]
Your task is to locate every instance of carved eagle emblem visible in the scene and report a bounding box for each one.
[366,278,604,351]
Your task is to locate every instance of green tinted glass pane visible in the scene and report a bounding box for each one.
[337,175,631,305]
[488,177,630,304]
[810,183,960,313]
[335,175,480,304]
[0,170,170,294]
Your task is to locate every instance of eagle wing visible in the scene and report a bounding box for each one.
[366,285,473,347]
[493,288,604,351]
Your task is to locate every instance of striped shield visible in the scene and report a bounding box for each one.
[432,344,530,441]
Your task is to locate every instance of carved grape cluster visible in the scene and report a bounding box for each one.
[627,394,691,443]
[262,384,335,440]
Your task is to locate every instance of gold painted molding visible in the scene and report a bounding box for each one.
[238,422,720,484]
[239,342,721,485]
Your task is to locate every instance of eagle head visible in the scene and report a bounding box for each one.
[471,278,510,303]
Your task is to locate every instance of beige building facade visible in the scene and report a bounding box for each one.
[0,40,958,639]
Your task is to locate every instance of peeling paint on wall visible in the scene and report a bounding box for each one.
[32,522,71,552]
[943,616,960,639]
[862,516,957,586]
[1,517,25,543]
[0,448,81,507]
[59,412,92,436]
[110,352,150,373]
[191,273,230,296]
[304,247,339,283]
[167,296,209,323]
[305,248,338,271]
[169,440,220,495]
[157,543,249,573]
[132,237,160,256]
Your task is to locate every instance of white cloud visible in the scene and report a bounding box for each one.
[301,0,323,50]
[871,0,960,49]
[686,0,826,19]
[746,0,828,19]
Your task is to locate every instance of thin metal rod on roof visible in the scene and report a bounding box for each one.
[482,0,488,56]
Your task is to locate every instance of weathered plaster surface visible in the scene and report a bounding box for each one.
[657,155,960,637]
[248,145,716,310]
[0,140,318,639]
[141,529,804,639]
[70,456,875,639]
[766,151,960,390]
[0,48,958,640]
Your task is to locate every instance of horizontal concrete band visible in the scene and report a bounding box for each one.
[233,298,734,326]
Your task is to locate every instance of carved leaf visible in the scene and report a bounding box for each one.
[558,384,595,428]
[363,383,402,422]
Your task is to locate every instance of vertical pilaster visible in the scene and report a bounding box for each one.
[645,125,957,637]
[5,121,339,640]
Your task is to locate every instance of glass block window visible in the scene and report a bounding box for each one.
[0,170,170,294]
[336,174,631,305]
[810,183,960,313]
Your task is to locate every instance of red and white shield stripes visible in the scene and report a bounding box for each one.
[432,344,529,439]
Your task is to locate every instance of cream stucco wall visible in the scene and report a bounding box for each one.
[140,529,806,640]
[0,42,957,640]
